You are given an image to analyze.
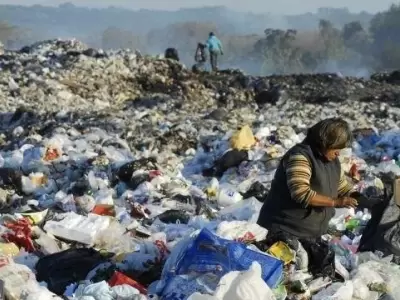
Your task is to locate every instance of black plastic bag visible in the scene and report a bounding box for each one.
[203,149,248,177]
[35,248,110,295]
[358,188,399,256]
[350,191,383,210]
[242,181,268,202]
[0,167,22,192]
[127,173,151,190]
[300,239,335,278]
[155,209,190,224]
[117,157,157,182]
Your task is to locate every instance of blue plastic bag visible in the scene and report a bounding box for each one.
[174,228,283,288]
[357,133,380,149]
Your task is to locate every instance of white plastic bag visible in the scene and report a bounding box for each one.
[32,227,61,255]
[216,221,267,242]
[112,284,141,299]
[0,258,59,300]
[312,281,353,300]
[88,171,110,192]
[74,281,114,300]
[93,188,114,205]
[352,278,371,299]
[54,191,77,212]
[94,221,137,254]
[21,286,63,300]
[218,197,262,222]
[188,262,276,300]
[216,188,243,207]
[43,212,110,245]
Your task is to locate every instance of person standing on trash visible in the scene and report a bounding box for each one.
[257,118,362,239]
[205,32,223,71]
[192,43,207,72]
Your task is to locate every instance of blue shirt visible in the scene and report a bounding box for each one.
[205,36,223,53]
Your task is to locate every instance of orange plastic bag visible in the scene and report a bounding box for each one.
[92,204,115,217]
[108,271,147,294]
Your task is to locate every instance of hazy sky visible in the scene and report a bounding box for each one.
[0,0,395,14]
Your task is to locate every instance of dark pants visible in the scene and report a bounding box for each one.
[210,51,218,71]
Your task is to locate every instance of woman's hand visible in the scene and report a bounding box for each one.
[335,197,358,208]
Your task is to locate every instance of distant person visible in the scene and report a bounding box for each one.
[205,32,223,71]
[192,43,207,72]
[195,43,207,64]
[164,47,180,61]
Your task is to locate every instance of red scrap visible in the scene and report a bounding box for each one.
[108,271,147,294]
[154,240,170,260]
[149,170,162,179]
[236,232,256,243]
[1,218,35,252]
[349,164,360,180]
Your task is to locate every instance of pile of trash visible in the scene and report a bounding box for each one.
[1,39,400,117]
[2,39,400,300]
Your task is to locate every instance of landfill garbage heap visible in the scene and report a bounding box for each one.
[2,39,400,300]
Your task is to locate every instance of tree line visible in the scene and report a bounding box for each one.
[0,4,399,75]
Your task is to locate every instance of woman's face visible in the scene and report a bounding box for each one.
[324,149,341,161]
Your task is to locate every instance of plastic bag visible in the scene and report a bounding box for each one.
[153,210,190,224]
[267,242,295,265]
[54,191,77,212]
[230,125,256,151]
[43,212,110,245]
[88,171,110,191]
[218,197,262,222]
[21,172,49,195]
[241,181,268,202]
[156,231,200,294]
[161,274,215,300]
[112,284,142,300]
[21,147,44,172]
[74,281,114,300]
[93,189,114,205]
[75,195,96,214]
[216,188,243,207]
[21,286,63,300]
[2,218,35,252]
[350,261,385,288]
[0,258,57,300]
[108,271,147,294]
[188,262,276,300]
[0,168,22,192]
[352,278,372,299]
[117,158,157,182]
[94,221,137,254]
[300,239,335,278]
[307,277,332,294]
[174,229,283,288]
[32,227,61,255]
[313,281,353,300]
[216,221,267,242]
[204,150,248,177]
[35,248,110,295]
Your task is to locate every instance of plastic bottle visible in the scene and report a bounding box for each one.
[345,219,360,231]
